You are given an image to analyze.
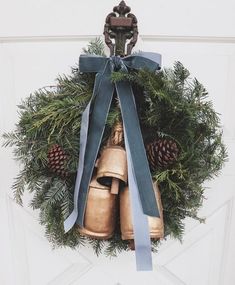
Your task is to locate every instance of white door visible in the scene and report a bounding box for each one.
[1,1,235,284]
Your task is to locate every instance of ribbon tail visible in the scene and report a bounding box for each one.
[76,65,114,227]
[64,100,91,232]
[64,67,107,232]
[124,127,153,271]
[116,81,160,218]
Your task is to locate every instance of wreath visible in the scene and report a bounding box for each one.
[3,39,226,256]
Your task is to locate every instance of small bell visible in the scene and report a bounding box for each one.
[120,182,164,241]
[96,122,127,195]
[78,175,117,239]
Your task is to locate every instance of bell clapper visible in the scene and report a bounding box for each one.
[111,177,119,194]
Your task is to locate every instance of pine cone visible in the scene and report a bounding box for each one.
[47,144,69,178]
[146,138,179,170]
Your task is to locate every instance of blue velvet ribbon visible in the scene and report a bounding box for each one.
[64,52,161,271]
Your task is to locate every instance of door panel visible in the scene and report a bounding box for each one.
[1,1,235,284]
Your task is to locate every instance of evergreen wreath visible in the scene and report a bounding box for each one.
[3,39,227,256]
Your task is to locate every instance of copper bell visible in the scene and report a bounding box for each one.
[78,175,117,239]
[120,182,164,240]
[96,122,127,195]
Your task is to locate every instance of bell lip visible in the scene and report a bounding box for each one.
[97,172,127,187]
[121,230,164,240]
[89,178,111,190]
[78,227,114,240]
[102,145,126,151]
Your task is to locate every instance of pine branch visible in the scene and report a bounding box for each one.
[82,38,106,56]
[104,235,127,257]
[43,180,67,206]
[61,189,73,220]
[30,180,52,209]
[2,132,21,147]
[12,170,27,205]
[88,239,106,256]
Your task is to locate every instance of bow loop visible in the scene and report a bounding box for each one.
[79,54,108,73]
[79,52,161,74]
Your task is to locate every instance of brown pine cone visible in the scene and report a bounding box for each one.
[146,138,179,170]
[47,144,69,178]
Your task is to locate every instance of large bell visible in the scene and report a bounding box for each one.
[78,175,117,239]
[96,122,127,195]
[120,182,164,240]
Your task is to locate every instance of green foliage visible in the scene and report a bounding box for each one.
[83,38,106,56]
[2,40,227,255]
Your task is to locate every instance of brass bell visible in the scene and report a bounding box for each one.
[96,122,127,195]
[96,145,127,194]
[78,175,117,239]
[120,182,164,240]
